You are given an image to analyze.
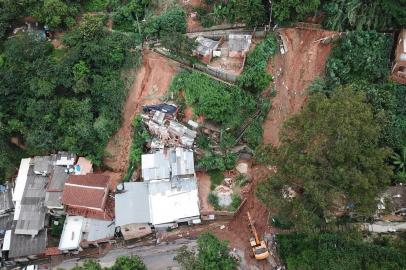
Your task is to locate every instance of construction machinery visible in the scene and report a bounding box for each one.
[247,212,270,260]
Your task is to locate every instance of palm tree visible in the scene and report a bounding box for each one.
[392,146,406,173]
[392,146,406,183]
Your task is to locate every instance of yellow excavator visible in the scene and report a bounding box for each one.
[247,212,270,260]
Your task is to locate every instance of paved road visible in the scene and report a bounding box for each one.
[56,239,197,270]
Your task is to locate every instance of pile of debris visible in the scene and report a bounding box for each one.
[141,103,198,148]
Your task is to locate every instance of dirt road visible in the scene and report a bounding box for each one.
[104,51,178,178]
[263,27,336,146]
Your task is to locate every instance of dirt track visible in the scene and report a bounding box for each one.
[104,51,178,179]
[263,27,336,146]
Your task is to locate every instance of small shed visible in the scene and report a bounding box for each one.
[195,36,221,63]
[228,34,252,58]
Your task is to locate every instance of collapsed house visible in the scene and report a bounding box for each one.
[143,110,197,149]
[391,29,406,84]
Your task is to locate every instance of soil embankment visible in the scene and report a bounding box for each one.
[263,27,336,146]
[104,51,178,181]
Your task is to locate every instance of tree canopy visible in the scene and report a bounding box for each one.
[325,31,392,89]
[174,232,238,270]
[271,0,320,24]
[257,86,392,231]
[0,15,139,177]
[69,256,147,270]
[278,232,406,270]
[323,0,406,31]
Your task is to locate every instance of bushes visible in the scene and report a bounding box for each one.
[325,31,392,90]
[237,34,278,94]
[197,151,237,172]
[278,233,406,270]
[142,7,187,39]
[208,192,220,210]
[208,170,224,190]
[170,71,256,129]
[0,17,140,174]
[230,194,242,210]
[271,0,320,24]
[323,0,406,31]
[125,115,149,181]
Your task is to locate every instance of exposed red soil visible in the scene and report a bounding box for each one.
[263,27,336,146]
[211,165,273,268]
[197,172,214,211]
[179,0,204,32]
[104,51,179,175]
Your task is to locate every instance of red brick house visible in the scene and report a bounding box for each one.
[61,174,114,220]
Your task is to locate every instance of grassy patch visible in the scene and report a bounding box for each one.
[208,192,220,210]
[51,48,67,61]
[230,194,242,211]
[208,170,224,190]
[82,0,108,12]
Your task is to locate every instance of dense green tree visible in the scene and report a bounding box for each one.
[161,32,196,56]
[271,0,320,24]
[30,0,79,29]
[325,31,392,90]
[142,7,187,39]
[323,0,406,31]
[278,232,406,270]
[257,86,392,231]
[237,34,277,93]
[392,146,406,182]
[175,232,238,270]
[0,14,139,172]
[68,256,146,270]
[170,71,256,129]
[109,256,147,270]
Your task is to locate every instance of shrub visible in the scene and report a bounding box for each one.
[230,194,242,211]
[208,192,220,210]
[237,34,278,94]
[208,169,224,190]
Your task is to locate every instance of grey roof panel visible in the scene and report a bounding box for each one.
[115,182,150,226]
[0,188,13,213]
[9,229,47,258]
[48,166,69,191]
[45,191,63,208]
[33,156,51,174]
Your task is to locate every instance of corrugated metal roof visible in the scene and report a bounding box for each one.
[48,166,69,191]
[9,229,47,258]
[196,36,220,56]
[15,170,47,236]
[33,156,51,174]
[45,191,63,208]
[0,188,13,214]
[228,34,252,52]
[170,148,195,177]
[83,218,115,242]
[115,182,151,226]
[148,178,200,226]
[141,152,171,181]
